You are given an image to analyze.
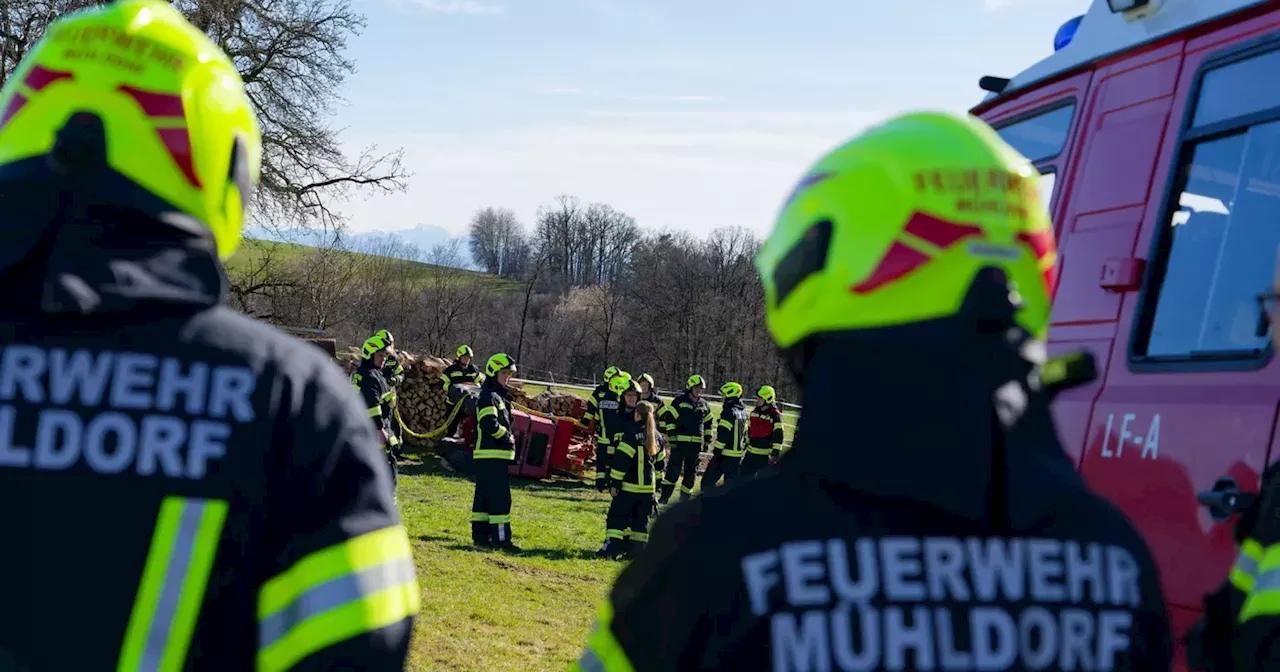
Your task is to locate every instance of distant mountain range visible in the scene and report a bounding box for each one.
[244,223,476,270]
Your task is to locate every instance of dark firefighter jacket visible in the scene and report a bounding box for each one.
[1187,460,1280,670]
[382,352,405,389]
[438,360,481,391]
[713,398,748,458]
[608,406,659,494]
[575,320,1172,671]
[586,383,620,448]
[747,403,785,456]
[658,391,712,446]
[0,168,417,671]
[353,361,392,437]
[474,377,516,460]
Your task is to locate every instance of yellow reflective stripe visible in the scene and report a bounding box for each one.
[621,482,654,493]
[471,512,490,522]
[1232,539,1264,592]
[747,447,772,455]
[615,442,636,457]
[477,406,497,419]
[1241,542,1280,623]
[609,469,626,480]
[368,406,381,417]
[714,441,725,449]
[577,600,635,672]
[256,525,418,672]
[493,426,508,439]
[630,532,649,543]
[718,420,732,429]
[474,449,515,460]
[605,529,626,540]
[118,497,228,672]
[489,515,511,524]
[380,392,393,402]
[388,435,401,446]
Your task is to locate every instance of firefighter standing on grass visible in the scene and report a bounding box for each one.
[586,366,623,490]
[598,377,653,560]
[573,111,1172,671]
[375,329,406,459]
[353,334,400,492]
[440,344,482,437]
[638,373,670,479]
[471,353,522,552]
[698,381,748,491]
[657,375,714,504]
[0,3,418,668]
[740,385,784,477]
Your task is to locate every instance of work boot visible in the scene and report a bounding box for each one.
[624,540,646,559]
[597,539,625,560]
[493,540,523,553]
[471,521,493,548]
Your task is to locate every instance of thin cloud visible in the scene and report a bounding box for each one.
[535,87,724,103]
[407,0,505,14]
[624,94,725,103]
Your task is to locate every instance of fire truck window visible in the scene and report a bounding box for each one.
[995,104,1075,164]
[1146,121,1280,358]
[1194,49,1280,127]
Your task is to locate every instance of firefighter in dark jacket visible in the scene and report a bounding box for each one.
[375,329,405,459]
[698,381,748,491]
[586,366,624,490]
[657,375,713,504]
[471,352,521,552]
[740,384,784,477]
[0,4,419,669]
[352,334,399,491]
[599,380,662,560]
[573,111,1171,671]
[440,344,482,437]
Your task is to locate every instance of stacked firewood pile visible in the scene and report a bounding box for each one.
[525,390,579,416]
[339,348,457,450]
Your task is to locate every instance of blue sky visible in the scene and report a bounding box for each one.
[333,0,1092,238]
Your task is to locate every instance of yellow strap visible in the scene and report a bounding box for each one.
[118,497,229,672]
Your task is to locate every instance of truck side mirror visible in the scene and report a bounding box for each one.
[1196,476,1257,523]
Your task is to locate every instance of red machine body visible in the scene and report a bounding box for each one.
[972,2,1280,665]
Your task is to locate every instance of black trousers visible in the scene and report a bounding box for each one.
[605,491,654,545]
[740,451,772,477]
[471,458,513,544]
[701,453,741,492]
[594,437,611,485]
[659,442,701,501]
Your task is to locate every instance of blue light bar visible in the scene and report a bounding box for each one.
[1054,15,1084,52]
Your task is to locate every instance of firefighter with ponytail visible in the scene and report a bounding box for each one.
[741,385,784,477]
[471,352,521,552]
[657,375,714,504]
[699,381,748,491]
[574,111,1171,671]
[599,378,661,560]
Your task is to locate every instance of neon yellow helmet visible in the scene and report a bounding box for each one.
[757,385,777,404]
[686,374,705,390]
[376,330,394,347]
[457,344,474,359]
[0,0,262,261]
[638,373,655,389]
[719,382,743,399]
[361,335,388,360]
[486,353,516,377]
[755,111,1056,350]
[609,371,634,397]
[603,365,620,382]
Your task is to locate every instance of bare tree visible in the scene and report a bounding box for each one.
[516,249,549,364]
[468,207,524,276]
[415,238,482,355]
[225,238,297,318]
[1,0,409,233]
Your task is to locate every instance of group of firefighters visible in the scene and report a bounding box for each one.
[349,328,789,559]
[12,2,1280,668]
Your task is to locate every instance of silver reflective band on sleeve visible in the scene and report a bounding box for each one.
[1237,553,1260,581]
[1253,568,1280,593]
[257,556,418,649]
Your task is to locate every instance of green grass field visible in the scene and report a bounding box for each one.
[400,456,621,671]
[518,381,800,447]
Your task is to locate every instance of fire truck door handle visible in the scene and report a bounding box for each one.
[1196,476,1257,523]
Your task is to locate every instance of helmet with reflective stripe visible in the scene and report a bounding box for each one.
[757,385,777,404]
[457,344,473,359]
[0,0,263,261]
[376,330,394,347]
[609,371,634,397]
[638,373,655,389]
[686,374,705,390]
[755,111,1056,350]
[603,365,620,382]
[719,381,743,399]
[361,335,388,360]
[486,352,516,377]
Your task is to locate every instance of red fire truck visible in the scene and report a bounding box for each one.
[971,0,1280,665]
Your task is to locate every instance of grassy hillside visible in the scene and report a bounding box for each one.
[226,238,517,290]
